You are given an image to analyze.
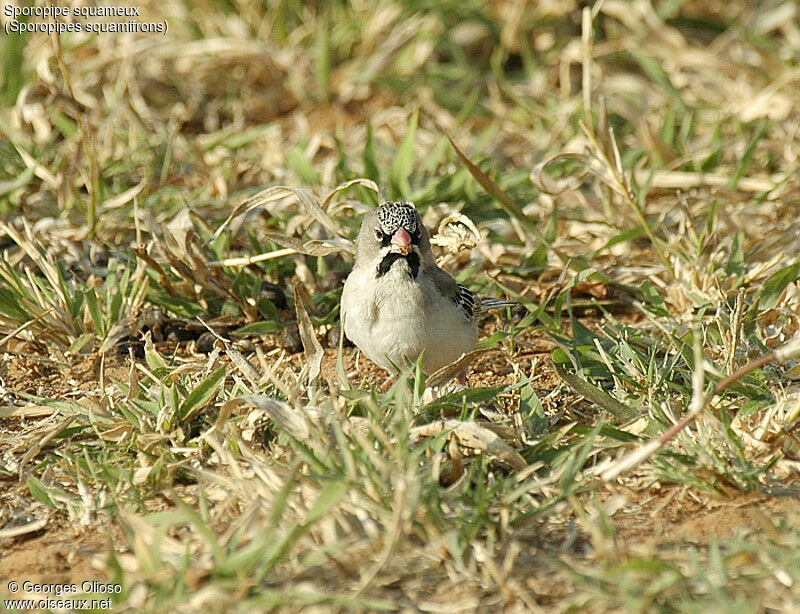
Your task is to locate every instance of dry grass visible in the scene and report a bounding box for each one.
[2,0,800,611]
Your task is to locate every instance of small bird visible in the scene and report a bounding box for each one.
[341,200,515,374]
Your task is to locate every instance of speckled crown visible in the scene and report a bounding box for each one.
[377,201,419,235]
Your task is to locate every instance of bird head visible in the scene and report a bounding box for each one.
[353,201,432,278]
[375,201,422,256]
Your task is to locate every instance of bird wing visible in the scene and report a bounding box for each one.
[426,267,476,320]
[426,264,515,320]
[454,283,478,320]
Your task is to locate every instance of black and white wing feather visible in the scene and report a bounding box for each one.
[453,284,515,321]
[454,283,477,320]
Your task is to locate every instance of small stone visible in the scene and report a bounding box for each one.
[326,324,353,348]
[260,282,288,310]
[280,322,304,354]
[196,332,216,354]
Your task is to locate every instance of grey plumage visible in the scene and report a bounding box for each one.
[341,201,515,374]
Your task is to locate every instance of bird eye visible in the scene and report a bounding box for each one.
[374,228,384,240]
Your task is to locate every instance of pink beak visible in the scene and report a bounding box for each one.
[391,227,412,254]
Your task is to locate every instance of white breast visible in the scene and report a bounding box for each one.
[341,262,477,373]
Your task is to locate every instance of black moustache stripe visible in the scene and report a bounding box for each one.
[377,252,420,279]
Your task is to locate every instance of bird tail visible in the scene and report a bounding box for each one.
[478,297,517,313]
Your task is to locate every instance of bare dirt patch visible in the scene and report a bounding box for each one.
[0,516,115,597]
